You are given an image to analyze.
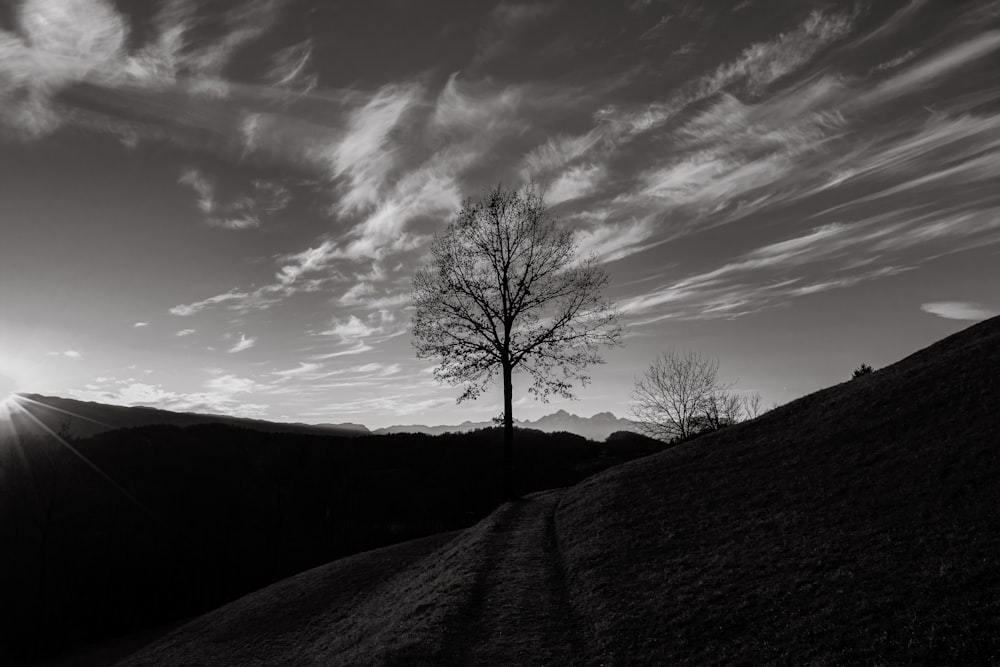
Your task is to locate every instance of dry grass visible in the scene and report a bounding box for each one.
[117,493,587,666]
[118,316,1000,665]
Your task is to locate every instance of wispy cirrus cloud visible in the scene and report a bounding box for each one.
[859,29,1000,108]
[272,362,324,378]
[619,198,1000,322]
[0,0,296,140]
[308,342,373,360]
[322,82,423,215]
[921,302,998,321]
[69,371,269,418]
[321,309,401,343]
[700,8,856,99]
[520,1,1000,273]
[572,215,660,264]
[266,40,317,96]
[178,167,290,230]
[171,289,248,316]
[227,334,256,353]
[507,8,860,263]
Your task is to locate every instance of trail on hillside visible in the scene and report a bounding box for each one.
[440,490,591,666]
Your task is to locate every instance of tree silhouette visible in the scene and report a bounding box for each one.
[853,363,874,378]
[630,348,761,442]
[412,184,621,499]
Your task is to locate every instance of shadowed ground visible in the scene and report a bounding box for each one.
[117,316,1000,665]
[115,493,591,666]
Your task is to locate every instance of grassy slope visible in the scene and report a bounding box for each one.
[117,317,1000,665]
[557,316,1000,664]
[116,493,586,666]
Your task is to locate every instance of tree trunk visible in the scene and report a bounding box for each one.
[502,362,514,500]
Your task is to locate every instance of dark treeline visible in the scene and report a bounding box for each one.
[0,424,664,664]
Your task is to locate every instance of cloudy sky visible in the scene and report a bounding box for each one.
[1,0,998,428]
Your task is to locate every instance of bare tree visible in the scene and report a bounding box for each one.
[412,184,621,499]
[630,348,762,442]
[702,390,743,432]
[741,391,763,420]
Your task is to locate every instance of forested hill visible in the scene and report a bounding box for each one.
[0,422,663,665]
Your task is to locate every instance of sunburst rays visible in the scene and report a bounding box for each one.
[0,394,153,518]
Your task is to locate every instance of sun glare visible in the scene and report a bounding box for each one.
[0,373,20,424]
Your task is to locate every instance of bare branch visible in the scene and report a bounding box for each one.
[411,183,622,407]
[630,348,755,442]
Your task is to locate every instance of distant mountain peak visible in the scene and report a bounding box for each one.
[374,410,637,441]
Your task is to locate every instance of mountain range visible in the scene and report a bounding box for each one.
[372,409,638,441]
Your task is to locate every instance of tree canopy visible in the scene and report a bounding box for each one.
[412,184,621,497]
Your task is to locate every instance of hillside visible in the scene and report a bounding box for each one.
[119,317,1000,665]
[0,420,664,664]
[12,394,371,439]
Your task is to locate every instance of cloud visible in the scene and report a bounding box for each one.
[430,73,525,135]
[500,9,861,270]
[351,362,402,377]
[265,39,317,96]
[856,0,930,47]
[180,0,289,94]
[860,30,1000,107]
[618,198,1000,322]
[68,375,269,418]
[309,341,374,360]
[0,0,294,141]
[323,82,422,215]
[573,216,659,263]
[545,164,604,205]
[178,167,215,213]
[272,362,324,377]
[701,9,855,98]
[176,329,196,336]
[205,373,258,394]
[338,282,376,306]
[178,167,290,230]
[322,315,381,342]
[873,49,920,73]
[521,129,605,178]
[133,321,149,328]
[598,7,858,140]
[63,350,82,359]
[169,243,339,317]
[227,334,256,353]
[921,302,997,321]
[171,289,248,316]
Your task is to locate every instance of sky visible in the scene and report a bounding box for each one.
[1,0,999,429]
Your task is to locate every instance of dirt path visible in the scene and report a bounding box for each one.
[440,490,591,665]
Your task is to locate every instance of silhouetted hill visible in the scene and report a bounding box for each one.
[0,417,664,665]
[12,393,371,439]
[120,317,1000,664]
[374,409,637,441]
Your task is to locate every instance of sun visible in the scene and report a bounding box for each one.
[0,370,17,392]
[0,362,29,425]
